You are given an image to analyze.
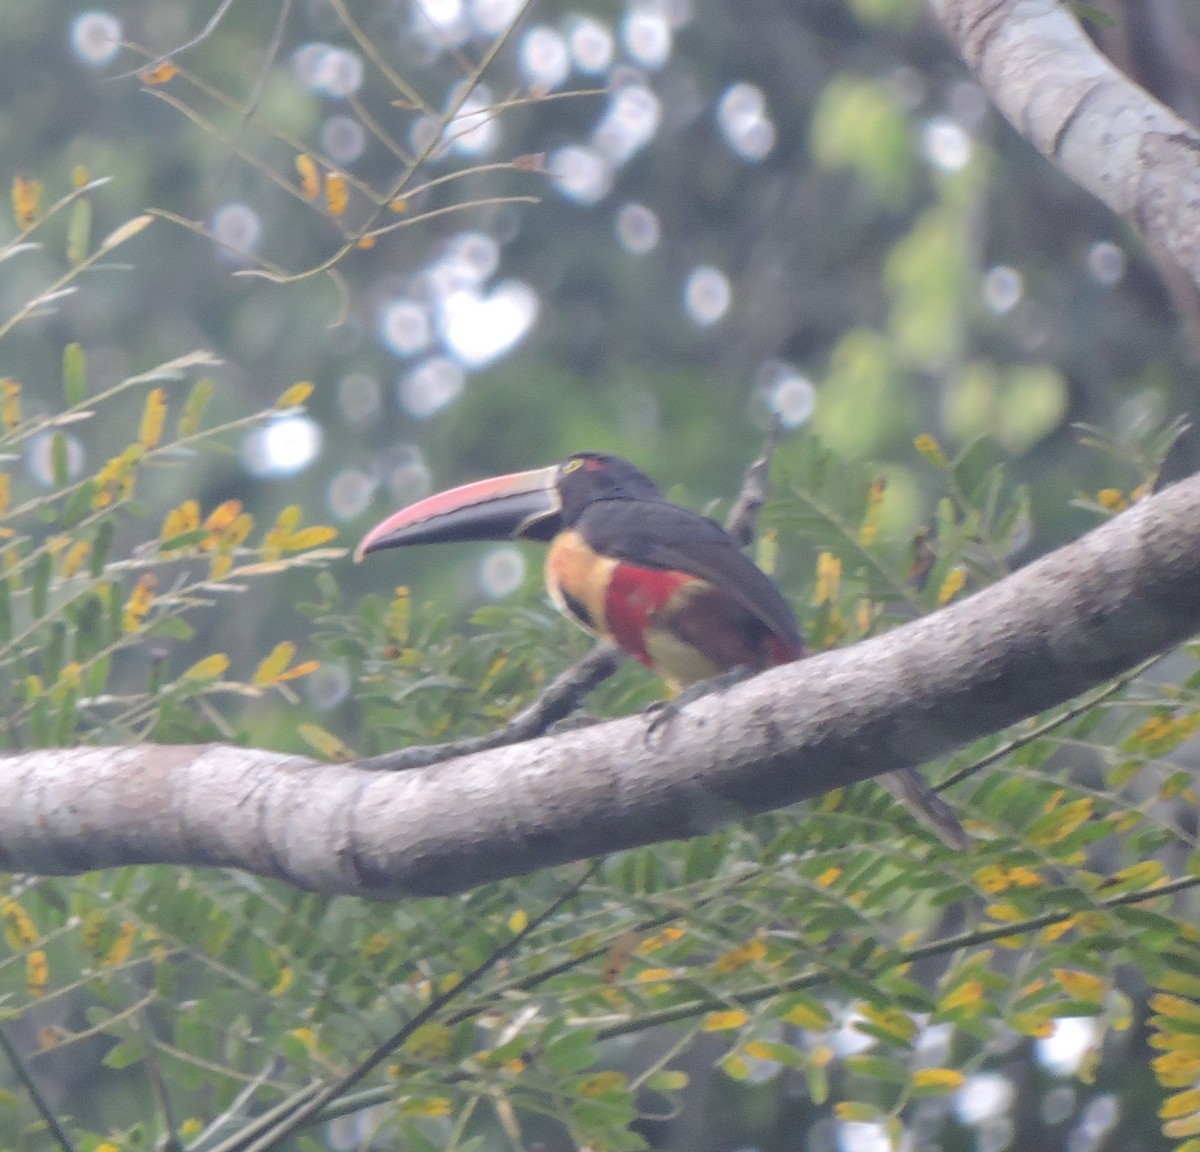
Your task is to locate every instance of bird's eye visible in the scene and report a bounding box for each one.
[562,459,584,475]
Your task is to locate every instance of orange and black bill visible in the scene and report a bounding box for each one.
[354,466,563,561]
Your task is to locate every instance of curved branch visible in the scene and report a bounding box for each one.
[4,473,1200,898]
[931,0,1200,290]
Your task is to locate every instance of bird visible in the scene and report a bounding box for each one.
[355,450,965,847]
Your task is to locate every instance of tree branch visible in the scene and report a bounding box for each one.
[2,472,1199,897]
[930,0,1200,291]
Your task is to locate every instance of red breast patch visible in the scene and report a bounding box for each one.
[604,564,696,666]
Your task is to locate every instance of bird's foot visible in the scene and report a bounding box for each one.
[643,665,754,741]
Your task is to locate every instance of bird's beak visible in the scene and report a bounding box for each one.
[354,465,563,561]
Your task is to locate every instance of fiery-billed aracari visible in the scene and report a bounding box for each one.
[355,451,965,846]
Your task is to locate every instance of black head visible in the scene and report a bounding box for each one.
[554,453,662,527]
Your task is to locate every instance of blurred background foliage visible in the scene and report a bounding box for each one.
[1,1,1199,1149]
[3,0,1195,724]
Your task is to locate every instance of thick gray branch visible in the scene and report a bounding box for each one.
[931,0,1200,290]
[3,473,1200,897]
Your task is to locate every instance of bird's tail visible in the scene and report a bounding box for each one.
[879,768,969,849]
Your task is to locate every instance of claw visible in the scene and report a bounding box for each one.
[643,664,754,742]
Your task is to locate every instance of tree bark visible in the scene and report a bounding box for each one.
[930,0,1200,292]
[4,472,1200,898]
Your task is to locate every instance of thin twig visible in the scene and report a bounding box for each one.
[214,862,600,1152]
[111,0,243,80]
[0,1025,76,1152]
[725,415,782,545]
[138,1008,183,1152]
[217,0,294,188]
[356,643,623,772]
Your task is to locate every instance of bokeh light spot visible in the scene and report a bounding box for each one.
[1042,1085,1077,1126]
[568,16,614,73]
[836,1121,891,1152]
[922,115,972,172]
[758,360,815,427]
[521,26,571,89]
[479,546,526,598]
[313,47,364,96]
[211,204,262,261]
[417,0,464,30]
[327,467,377,520]
[337,373,382,424]
[398,356,465,419]
[71,12,122,66]
[955,1072,1015,1125]
[1037,1017,1096,1076]
[982,265,1023,314]
[379,299,433,357]
[471,0,524,34]
[1080,1094,1118,1142]
[1087,240,1125,286]
[684,265,731,327]
[445,84,499,156]
[439,281,539,368]
[594,84,661,165]
[26,433,85,487]
[622,8,671,68]
[717,83,775,161]
[305,663,352,711]
[615,203,660,254]
[242,416,323,477]
[387,446,432,504]
[441,231,500,285]
[550,145,613,204]
[322,116,366,164]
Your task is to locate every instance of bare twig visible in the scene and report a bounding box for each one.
[138,1009,183,1152]
[211,863,599,1152]
[0,1026,76,1152]
[216,0,293,188]
[112,0,243,80]
[725,416,782,545]
[722,420,967,847]
[355,643,624,772]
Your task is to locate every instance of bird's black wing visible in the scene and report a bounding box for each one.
[578,498,802,649]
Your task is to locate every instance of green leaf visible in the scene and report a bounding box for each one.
[31,551,52,619]
[66,198,91,265]
[62,342,86,405]
[682,833,727,883]
[147,615,196,641]
[543,1028,598,1075]
[845,1053,911,1083]
[178,376,215,437]
[43,621,66,685]
[30,695,50,747]
[0,578,12,644]
[102,1036,145,1070]
[85,652,111,696]
[644,1069,689,1093]
[50,432,69,487]
[91,519,115,576]
[61,479,98,529]
[806,1057,830,1105]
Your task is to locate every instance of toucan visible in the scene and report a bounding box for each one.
[355,451,966,846]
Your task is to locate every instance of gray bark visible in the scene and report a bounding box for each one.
[3,471,1200,898]
[931,0,1200,291]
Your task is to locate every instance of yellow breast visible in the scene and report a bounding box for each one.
[545,531,618,639]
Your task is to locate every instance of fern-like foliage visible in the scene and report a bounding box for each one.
[0,185,1195,1152]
